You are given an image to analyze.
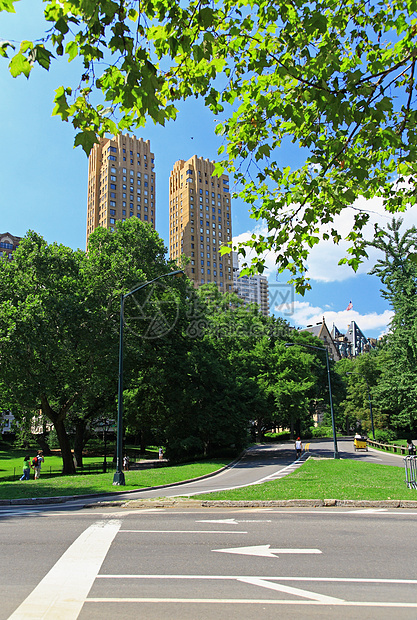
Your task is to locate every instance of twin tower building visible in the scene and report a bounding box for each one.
[86,133,268,313]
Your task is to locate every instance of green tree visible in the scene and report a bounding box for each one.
[194,284,292,440]
[0,219,182,473]
[282,334,346,436]
[368,219,417,434]
[2,1,417,291]
[124,285,261,460]
[336,353,384,436]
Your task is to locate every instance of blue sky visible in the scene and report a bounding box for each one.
[1,1,411,339]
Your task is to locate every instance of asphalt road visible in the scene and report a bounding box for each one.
[1,504,417,619]
[1,440,415,619]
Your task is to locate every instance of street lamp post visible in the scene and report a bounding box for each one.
[112,269,184,485]
[346,372,375,440]
[285,342,340,459]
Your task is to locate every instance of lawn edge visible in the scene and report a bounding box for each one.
[99,498,417,509]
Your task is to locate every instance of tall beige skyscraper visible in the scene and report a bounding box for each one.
[86,134,155,246]
[169,156,233,290]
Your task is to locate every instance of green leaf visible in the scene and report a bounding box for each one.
[0,40,15,58]
[0,0,17,12]
[9,51,31,78]
[65,41,78,62]
[32,45,54,70]
[52,86,71,121]
[74,131,99,155]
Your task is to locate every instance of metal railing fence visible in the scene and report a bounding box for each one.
[404,455,417,489]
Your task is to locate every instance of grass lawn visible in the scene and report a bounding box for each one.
[193,458,416,502]
[0,447,114,481]
[0,458,230,500]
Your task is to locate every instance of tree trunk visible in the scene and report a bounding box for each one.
[73,420,86,469]
[140,429,146,454]
[54,418,76,474]
[295,419,301,439]
[35,433,53,456]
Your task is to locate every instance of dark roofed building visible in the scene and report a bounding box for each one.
[302,317,341,361]
[302,317,375,360]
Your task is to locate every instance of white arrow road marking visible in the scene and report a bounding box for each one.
[93,574,417,607]
[238,577,344,604]
[213,545,322,558]
[8,519,121,620]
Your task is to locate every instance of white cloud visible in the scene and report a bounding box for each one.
[274,300,394,338]
[232,197,417,284]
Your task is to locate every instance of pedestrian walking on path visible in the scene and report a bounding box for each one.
[295,437,303,459]
[32,450,44,480]
[20,455,31,481]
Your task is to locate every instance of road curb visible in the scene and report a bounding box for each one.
[86,498,417,509]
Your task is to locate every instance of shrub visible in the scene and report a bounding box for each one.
[311,426,334,438]
[301,428,313,440]
[264,431,291,442]
[373,429,397,444]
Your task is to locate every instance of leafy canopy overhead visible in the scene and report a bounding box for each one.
[2,0,417,292]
